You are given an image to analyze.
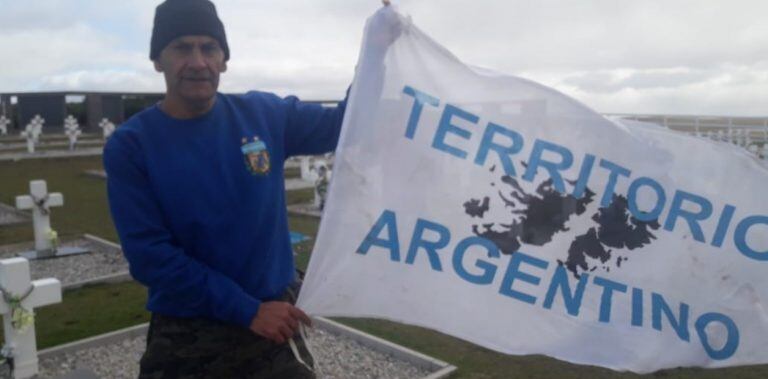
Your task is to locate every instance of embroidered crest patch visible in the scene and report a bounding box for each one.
[241,136,270,175]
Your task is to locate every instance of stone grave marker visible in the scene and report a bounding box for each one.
[19,116,44,154]
[63,116,81,151]
[97,119,115,141]
[0,116,10,136]
[14,180,89,260]
[300,156,320,182]
[0,257,62,379]
[314,162,332,210]
[288,156,335,217]
[299,157,333,210]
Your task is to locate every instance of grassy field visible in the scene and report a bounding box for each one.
[1,156,767,378]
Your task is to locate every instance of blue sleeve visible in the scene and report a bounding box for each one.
[103,132,261,328]
[282,91,349,157]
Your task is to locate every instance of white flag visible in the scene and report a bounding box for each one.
[297,6,768,373]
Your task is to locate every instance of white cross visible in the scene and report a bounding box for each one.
[0,258,62,379]
[64,129,81,151]
[0,116,9,135]
[300,157,319,182]
[63,115,78,131]
[313,160,332,210]
[29,116,43,140]
[15,181,64,253]
[63,115,81,151]
[98,118,115,140]
[19,116,44,154]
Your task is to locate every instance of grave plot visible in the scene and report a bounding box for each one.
[0,123,102,154]
[0,257,453,379]
[0,180,128,289]
[29,318,453,379]
[12,180,89,260]
[0,115,105,162]
[0,236,127,290]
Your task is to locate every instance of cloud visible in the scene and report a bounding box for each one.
[563,68,719,93]
[0,0,766,116]
[37,69,162,93]
[0,24,127,88]
[556,65,768,115]
[402,0,768,72]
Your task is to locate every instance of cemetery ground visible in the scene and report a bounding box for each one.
[1,156,767,379]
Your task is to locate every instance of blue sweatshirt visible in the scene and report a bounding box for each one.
[103,92,345,328]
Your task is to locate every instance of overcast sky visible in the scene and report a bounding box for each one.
[1,0,766,116]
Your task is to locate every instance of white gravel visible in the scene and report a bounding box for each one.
[0,238,127,286]
[1,326,432,379]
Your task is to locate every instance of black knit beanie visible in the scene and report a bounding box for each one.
[150,0,230,61]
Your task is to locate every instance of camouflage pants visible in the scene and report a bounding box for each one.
[138,289,314,379]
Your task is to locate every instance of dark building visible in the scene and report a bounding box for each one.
[0,91,164,132]
[0,91,336,134]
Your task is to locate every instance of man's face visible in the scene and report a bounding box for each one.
[154,35,227,106]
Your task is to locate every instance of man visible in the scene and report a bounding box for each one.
[103,0,348,377]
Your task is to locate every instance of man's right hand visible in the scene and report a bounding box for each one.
[249,301,312,344]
